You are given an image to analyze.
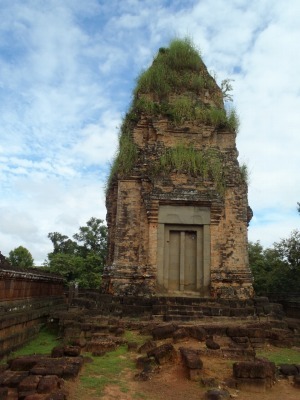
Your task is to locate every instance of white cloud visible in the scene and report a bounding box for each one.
[1,0,300,265]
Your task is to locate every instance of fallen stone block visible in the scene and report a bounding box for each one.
[37,375,63,394]
[233,360,276,379]
[179,347,203,369]
[151,324,177,340]
[30,357,83,379]
[63,346,81,357]
[18,375,41,394]
[206,337,220,350]
[147,343,177,365]
[86,337,117,353]
[179,347,203,381]
[233,360,276,391]
[278,364,299,376]
[186,326,206,341]
[51,347,65,358]
[0,371,29,388]
[9,356,47,371]
[136,356,153,370]
[173,328,188,343]
[138,340,156,354]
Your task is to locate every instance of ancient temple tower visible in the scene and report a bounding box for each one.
[103,39,253,299]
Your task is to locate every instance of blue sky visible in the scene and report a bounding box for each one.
[1,0,299,264]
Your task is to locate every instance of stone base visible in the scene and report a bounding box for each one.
[103,264,254,299]
[102,264,156,296]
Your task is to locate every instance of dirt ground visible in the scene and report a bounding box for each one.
[66,337,300,400]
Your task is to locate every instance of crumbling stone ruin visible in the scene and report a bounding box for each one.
[103,38,253,299]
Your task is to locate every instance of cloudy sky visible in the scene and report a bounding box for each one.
[1,0,299,264]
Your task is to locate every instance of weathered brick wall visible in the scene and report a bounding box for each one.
[104,116,253,298]
[103,50,253,299]
[0,270,63,300]
[0,267,66,358]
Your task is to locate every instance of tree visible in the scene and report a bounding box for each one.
[46,218,107,288]
[249,231,300,295]
[273,230,300,270]
[73,217,107,261]
[8,246,34,268]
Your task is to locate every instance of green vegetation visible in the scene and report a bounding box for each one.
[249,227,300,295]
[135,37,209,98]
[123,330,151,345]
[79,346,135,397]
[8,327,59,358]
[8,245,34,268]
[134,94,239,129]
[155,144,225,195]
[45,217,107,288]
[107,129,138,187]
[239,162,249,184]
[256,347,300,364]
[107,37,239,189]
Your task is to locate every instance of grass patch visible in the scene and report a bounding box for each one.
[155,144,226,195]
[79,345,135,397]
[256,347,300,365]
[3,327,60,361]
[240,162,249,184]
[106,129,138,188]
[123,330,152,345]
[135,37,204,98]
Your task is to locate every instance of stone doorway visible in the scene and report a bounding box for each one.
[165,225,203,292]
[157,206,210,296]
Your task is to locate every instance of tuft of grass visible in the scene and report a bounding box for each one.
[106,129,138,189]
[6,327,60,359]
[256,347,300,365]
[240,163,249,184]
[123,330,152,345]
[79,345,135,397]
[155,144,226,195]
[169,95,195,125]
[226,108,240,132]
[135,37,205,98]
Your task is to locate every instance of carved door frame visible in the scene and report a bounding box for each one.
[157,205,211,296]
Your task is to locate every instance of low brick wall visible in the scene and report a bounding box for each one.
[0,267,66,359]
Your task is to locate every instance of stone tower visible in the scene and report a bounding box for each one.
[103,39,253,299]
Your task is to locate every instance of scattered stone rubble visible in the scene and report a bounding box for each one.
[1,297,299,399]
[0,347,83,400]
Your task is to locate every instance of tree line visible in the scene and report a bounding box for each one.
[6,217,107,289]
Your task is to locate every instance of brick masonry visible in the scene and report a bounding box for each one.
[0,264,66,358]
[103,59,254,299]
